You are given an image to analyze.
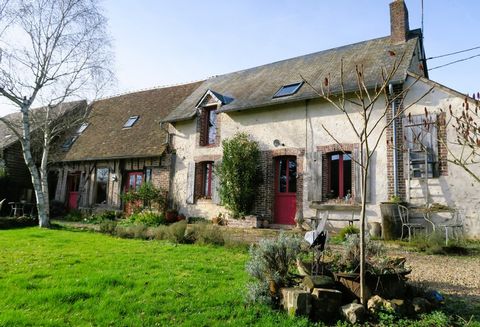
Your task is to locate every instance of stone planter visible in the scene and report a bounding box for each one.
[379,202,403,240]
[333,270,410,301]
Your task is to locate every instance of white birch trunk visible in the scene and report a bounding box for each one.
[20,103,49,228]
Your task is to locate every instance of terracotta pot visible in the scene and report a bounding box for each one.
[165,211,178,223]
[177,214,186,222]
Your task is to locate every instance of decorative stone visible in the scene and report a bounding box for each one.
[341,303,366,324]
[367,295,391,314]
[311,288,342,321]
[302,275,335,293]
[411,297,431,314]
[280,288,312,317]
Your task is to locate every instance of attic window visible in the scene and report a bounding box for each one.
[273,82,303,98]
[76,123,89,134]
[62,135,78,150]
[123,116,139,128]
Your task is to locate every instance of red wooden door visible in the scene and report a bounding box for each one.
[66,172,81,210]
[274,157,297,225]
[124,172,143,214]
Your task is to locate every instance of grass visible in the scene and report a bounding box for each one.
[0,227,313,327]
[0,227,478,326]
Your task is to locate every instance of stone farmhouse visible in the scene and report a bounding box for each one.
[44,0,478,236]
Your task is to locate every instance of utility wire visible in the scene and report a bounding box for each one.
[426,45,480,60]
[428,53,480,71]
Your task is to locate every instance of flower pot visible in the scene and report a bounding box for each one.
[165,211,178,223]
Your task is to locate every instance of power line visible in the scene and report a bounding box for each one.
[426,45,480,60]
[428,53,480,71]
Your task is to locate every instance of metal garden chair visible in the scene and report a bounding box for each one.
[398,204,425,241]
[437,209,463,245]
[0,198,5,214]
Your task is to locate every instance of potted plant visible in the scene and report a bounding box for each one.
[325,235,410,301]
[165,208,178,223]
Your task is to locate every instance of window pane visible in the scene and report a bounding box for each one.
[330,156,339,198]
[204,163,212,197]
[273,82,303,98]
[279,159,287,192]
[136,174,142,190]
[145,168,152,183]
[129,175,135,189]
[343,156,352,198]
[288,159,297,193]
[96,168,109,204]
[123,116,139,128]
[208,109,217,144]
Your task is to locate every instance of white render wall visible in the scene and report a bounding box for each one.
[171,82,479,238]
[171,97,391,226]
[403,76,480,237]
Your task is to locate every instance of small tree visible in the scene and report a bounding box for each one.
[302,52,433,305]
[217,132,261,218]
[442,97,480,183]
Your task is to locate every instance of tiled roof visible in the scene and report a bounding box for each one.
[55,81,203,162]
[0,101,87,150]
[163,31,422,122]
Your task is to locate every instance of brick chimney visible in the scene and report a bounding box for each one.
[390,0,410,43]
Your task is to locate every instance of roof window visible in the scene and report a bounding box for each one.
[76,122,89,134]
[273,82,303,98]
[123,115,139,128]
[61,135,78,150]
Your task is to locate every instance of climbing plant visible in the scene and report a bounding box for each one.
[216,132,261,218]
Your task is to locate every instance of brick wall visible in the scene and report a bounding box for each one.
[254,147,304,223]
[386,84,407,200]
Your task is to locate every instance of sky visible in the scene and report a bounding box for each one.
[1,0,479,116]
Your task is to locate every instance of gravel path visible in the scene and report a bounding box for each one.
[402,251,480,298]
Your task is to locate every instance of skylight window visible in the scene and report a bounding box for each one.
[123,115,139,128]
[62,135,78,150]
[273,82,304,98]
[76,122,89,134]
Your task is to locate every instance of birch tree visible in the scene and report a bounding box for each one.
[302,51,433,305]
[0,0,113,227]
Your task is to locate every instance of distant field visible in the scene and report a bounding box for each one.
[0,228,310,327]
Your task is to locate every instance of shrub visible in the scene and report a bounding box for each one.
[129,225,149,240]
[115,226,132,238]
[122,182,167,212]
[0,216,38,229]
[216,133,261,218]
[166,220,188,244]
[337,225,360,241]
[128,210,165,227]
[63,209,84,222]
[245,233,303,304]
[189,223,225,246]
[99,220,117,235]
[151,225,169,240]
[187,216,208,224]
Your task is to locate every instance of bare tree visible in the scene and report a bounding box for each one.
[302,52,433,305]
[0,0,113,227]
[441,97,480,183]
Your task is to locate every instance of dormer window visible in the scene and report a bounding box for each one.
[200,107,217,146]
[76,123,89,134]
[123,115,139,128]
[273,82,303,98]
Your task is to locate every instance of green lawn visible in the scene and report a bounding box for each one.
[0,228,311,327]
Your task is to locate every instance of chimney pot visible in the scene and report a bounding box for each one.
[390,0,410,43]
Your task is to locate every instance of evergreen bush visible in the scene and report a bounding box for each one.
[216,133,260,218]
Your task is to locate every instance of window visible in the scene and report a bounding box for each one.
[195,161,213,199]
[123,115,139,128]
[76,122,89,134]
[273,82,303,98]
[145,168,152,183]
[61,135,78,150]
[327,152,352,199]
[200,107,217,146]
[95,168,109,204]
[403,114,438,178]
